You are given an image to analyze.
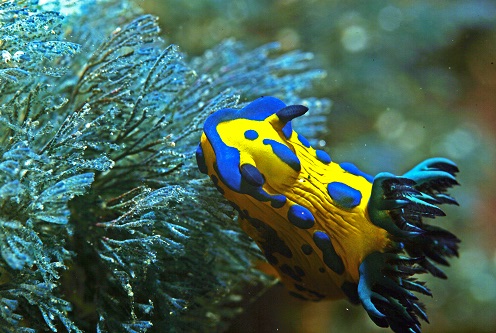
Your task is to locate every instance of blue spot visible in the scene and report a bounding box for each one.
[271,194,287,208]
[313,231,345,274]
[244,129,259,140]
[301,244,313,255]
[240,164,264,186]
[263,139,301,172]
[298,133,311,148]
[281,122,292,139]
[315,149,331,164]
[288,205,315,229]
[340,162,374,183]
[327,182,362,209]
[195,144,208,174]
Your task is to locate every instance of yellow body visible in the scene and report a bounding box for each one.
[199,101,390,300]
[197,97,460,331]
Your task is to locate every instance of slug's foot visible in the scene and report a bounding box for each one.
[358,251,431,333]
[367,158,460,278]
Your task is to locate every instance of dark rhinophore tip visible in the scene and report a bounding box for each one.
[276,104,309,123]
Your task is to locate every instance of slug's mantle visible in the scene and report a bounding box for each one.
[196,96,460,333]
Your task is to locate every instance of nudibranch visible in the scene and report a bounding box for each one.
[196,96,460,333]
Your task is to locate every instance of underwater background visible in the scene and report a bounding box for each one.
[0,0,495,332]
[143,0,496,332]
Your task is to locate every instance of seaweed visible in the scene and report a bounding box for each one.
[0,0,329,331]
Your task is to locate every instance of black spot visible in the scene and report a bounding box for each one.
[294,265,305,277]
[289,291,308,301]
[229,202,242,214]
[294,284,305,291]
[341,281,360,304]
[319,267,325,273]
[258,242,278,265]
[210,175,225,194]
[231,203,248,219]
[313,231,345,275]
[301,244,313,255]
[294,284,326,300]
[280,264,302,282]
[247,217,293,264]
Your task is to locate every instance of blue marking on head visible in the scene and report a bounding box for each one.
[239,96,286,120]
[263,138,301,172]
[313,231,345,274]
[297,133,311,148]
[203,97,287,185]
[244,129,259,140]
[288,204,315,229]
[203,97,288,207]
[340,162,374,183]
[204,114,243,191]
[327,182,362,209]
[240,164,264,186]
[315,149,332,164]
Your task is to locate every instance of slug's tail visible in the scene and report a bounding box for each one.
[359,158,460,333]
